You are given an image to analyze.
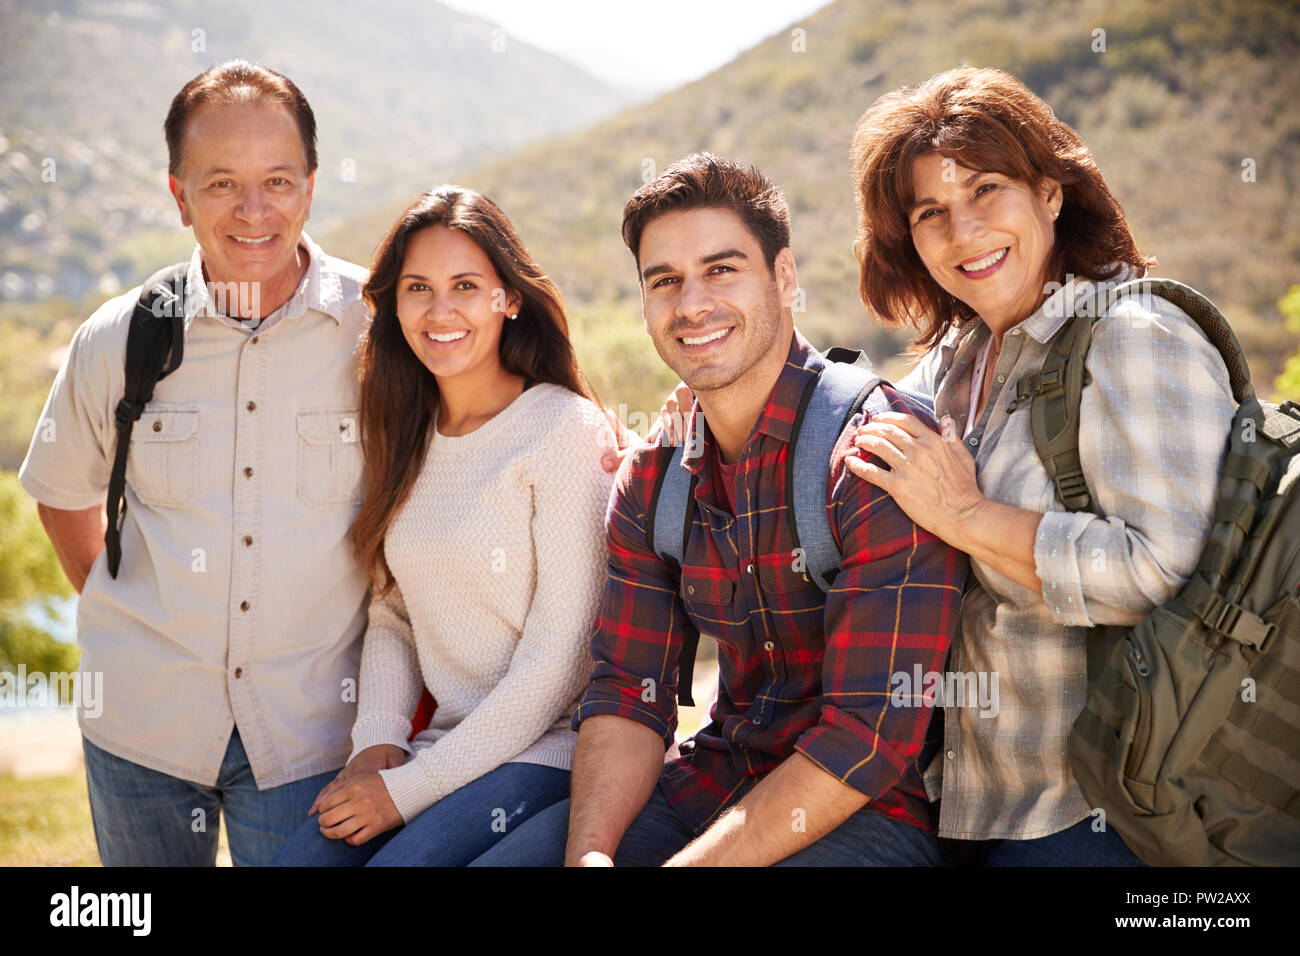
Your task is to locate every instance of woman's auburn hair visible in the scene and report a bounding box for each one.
[352,184,599,595]
[851,66,1153,352]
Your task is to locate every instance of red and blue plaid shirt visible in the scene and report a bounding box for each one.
[574,330,969,835]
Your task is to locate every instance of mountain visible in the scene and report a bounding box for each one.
[322,0,1300,392]
[0,0,636,300]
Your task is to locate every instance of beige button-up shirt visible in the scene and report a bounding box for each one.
[897,267,1236,839]
[19,233,372,789]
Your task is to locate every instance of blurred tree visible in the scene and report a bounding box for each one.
[0,469,79,696]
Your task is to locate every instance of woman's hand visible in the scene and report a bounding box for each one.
[660,381,695,445]
[313,771,404,845]
[600,406,643,473]
[845,411,984,547]
[308,744,405,816]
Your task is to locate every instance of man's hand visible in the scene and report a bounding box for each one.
[308,744,405,816]
[313,771,404,846]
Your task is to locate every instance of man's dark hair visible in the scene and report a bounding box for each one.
[164,59,318,177]
[620,153,791,274]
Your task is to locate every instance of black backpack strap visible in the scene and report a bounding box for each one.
[105,262,190,579]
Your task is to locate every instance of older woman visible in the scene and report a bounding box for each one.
[845,67,1235,866]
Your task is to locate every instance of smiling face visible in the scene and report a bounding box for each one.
[394,224,521,385]
[168,102,315,308]
[907,153,1062,333]
[638,206,793,394]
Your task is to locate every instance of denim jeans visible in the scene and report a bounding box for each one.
[271,762,571,866]
[945,814,1148,867]
[469,782,955,866]
[81,727,338,866]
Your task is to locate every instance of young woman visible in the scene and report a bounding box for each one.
[272,185,616,866]
[844,67,1235,865]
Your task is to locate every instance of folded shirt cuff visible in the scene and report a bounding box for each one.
[794,709,907,800]
[349,716,415,763]
[573,691,675,749]
[1034,511,1097,627]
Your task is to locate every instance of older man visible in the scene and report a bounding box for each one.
[19,61,370,866]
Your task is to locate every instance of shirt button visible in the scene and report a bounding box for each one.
[946,749,956,760]
[242,535,253,547]
[763,641,774,651]
[687,585,695,596]
[1010,329,1022,336]
[968,436,979,447]
[752,717,763,726]
[246,401,256,412]
[234,667,243,678]
[250,336,259,345]
[239,600,250,612]
[996,374,1006,383]
[152,421,162,432]
[746,563,756,574]
[243,467,253,479]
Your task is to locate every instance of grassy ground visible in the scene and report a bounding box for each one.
[0,772,231,866]
[1,650,719,866]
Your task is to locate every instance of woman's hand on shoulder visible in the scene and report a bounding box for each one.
[847,410,984,546]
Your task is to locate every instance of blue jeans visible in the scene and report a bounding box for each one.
[271,762,571,866]
[947,814,1148,867]
[81,727,338,867]
[469,782,954,866]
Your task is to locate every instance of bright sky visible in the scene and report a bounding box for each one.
[439,0,834,94]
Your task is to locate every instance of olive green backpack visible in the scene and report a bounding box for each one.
[1017,277,1300,866]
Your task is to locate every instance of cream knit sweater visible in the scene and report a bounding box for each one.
[348,383,616,823]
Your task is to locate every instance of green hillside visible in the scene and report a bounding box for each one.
[323,0,1300,420]
[0,0,633,301]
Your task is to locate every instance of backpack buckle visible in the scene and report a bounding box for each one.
[114,398,146,430]
[1055,469,1091,510]
[1208,595,1276,650]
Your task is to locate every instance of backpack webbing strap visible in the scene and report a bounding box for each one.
[788,348,881,592]
[106,262,190,579]
[1019,278,1259,682]
[1020,278,1256,517]
[647,436,700,706]
[1228,697,1300,763]
[1200,736,1300,820]
[1254,644,1300,708]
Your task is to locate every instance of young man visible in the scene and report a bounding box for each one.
[473,153,969,867]
[19,61,371,866]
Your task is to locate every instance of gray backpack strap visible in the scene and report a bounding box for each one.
[646,435,701,707]
[648,438,691,569]
[789,348,883,591]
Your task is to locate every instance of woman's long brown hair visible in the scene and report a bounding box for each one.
[851,66,1154,353]
[352,185,598,595]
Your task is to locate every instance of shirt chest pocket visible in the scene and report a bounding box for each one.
[127,405,199,508]
[680,567,735,630]
[296,407,365,508]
